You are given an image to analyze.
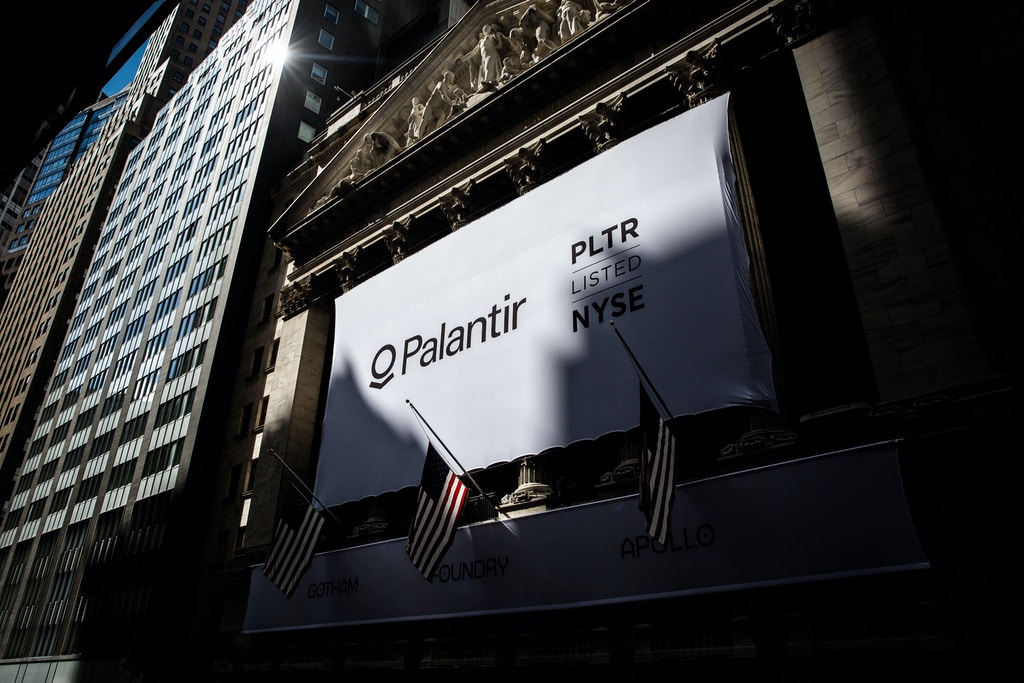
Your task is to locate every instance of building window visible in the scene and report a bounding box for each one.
[304,89,322,114]
[267,338,280,371]
[324,4,339,23]
[249,346,264,377]
[311,62,327,84]
[254,396,270,431]
[297,121,316,142]
[243,458,258,494]
[354,0,379,24]
[237,402,252,436]
[318,29,334,50]
[260,294,275,324]
[226,464,242,500]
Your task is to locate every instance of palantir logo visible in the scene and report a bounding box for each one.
[368,293,528,390]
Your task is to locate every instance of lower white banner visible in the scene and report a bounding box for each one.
[243,442,928,633]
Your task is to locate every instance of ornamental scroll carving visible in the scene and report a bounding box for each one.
[579,94,625,153]
[383,220,411,263]
[332,250,362,293]
[440,183,475,231]
[504,139,547,196]
[769,0,836,46]
[279,279,312,319]
[666,40,725,110]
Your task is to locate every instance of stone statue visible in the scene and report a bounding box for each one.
[507,27,531,68]
[500,56,523,84]
[520,4,558,63]
[557,0,586,41]
[368,131,401,167]
[405,96,425,144]
[475,24,507,91]
[420,71,460,138]
[348,137,375,181]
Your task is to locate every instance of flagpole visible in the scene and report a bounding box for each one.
[609,319,675,420]
[611,320,681,547]
[267,448,344,529]
[406,400,513,520]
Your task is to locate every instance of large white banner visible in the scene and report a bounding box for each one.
[246,444,928,632]
[316,93,777,506]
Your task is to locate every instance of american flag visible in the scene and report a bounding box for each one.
[638,381,677,546]
[406,443,468,580]
[263,482,325,598]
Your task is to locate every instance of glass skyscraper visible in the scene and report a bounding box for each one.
[0,0,408,675]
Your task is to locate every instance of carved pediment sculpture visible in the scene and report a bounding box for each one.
[519,2,559,64]
[557,0,593,43]
[344,130,403,184]
[282,1,644,235]
[420,70,465,139]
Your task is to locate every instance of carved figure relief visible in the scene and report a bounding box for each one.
[557,0,590,41]
[475,24,507,91]
[520,4,558,63]
[405,96,425,145]
[322,0,633,210]
[420,71,461,138]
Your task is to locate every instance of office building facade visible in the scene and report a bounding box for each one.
[0,151,42,310]
[207,0,1019,679]
[0,1,467,681]
[1,0,254,314]
[0,93,130,311]
[0,0,255,510]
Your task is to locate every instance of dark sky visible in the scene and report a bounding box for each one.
[1,2,174,189]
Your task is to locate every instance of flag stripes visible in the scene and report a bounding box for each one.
[263,482,325,598]
[639,381,677,546]
[406,443,468,580]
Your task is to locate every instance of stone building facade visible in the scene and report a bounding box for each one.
[205,0,1020,679]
